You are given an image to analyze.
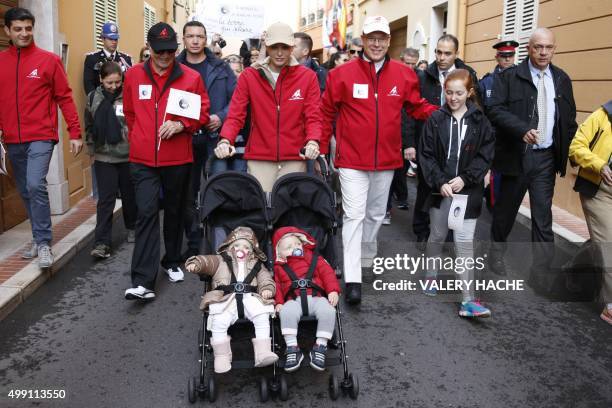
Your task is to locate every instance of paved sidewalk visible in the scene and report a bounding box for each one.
[519,194,589,244]
[0,197,121,320]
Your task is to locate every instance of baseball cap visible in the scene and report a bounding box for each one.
[147,22,178,52]
[264,22,295,47]
[101,22,120,40]
[362,16,390,35]
[493,39,519,55]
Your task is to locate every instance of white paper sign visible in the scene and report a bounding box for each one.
[138,84,152,100]
[448,194,468,231]
[165,88,201,120]
[353,84,368,99]
[194,0,264,40]
[115,104,124,117]
[0,143,7,176]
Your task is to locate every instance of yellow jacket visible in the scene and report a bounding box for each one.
[569,105,612,187]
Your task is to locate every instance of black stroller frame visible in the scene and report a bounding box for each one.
[187,158,358,403]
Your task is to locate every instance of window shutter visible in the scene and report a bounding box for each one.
[94,0,118,50]
[502,0,517,38]
[517,0,537,61]
[501,0,538,63]
[144,3,157,43]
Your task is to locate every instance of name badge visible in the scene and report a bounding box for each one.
[115,104,124,116]
[139,85,152,100]
[353,83,368,99]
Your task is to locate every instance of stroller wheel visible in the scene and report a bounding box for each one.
[207,375,217,402]
[348,373,359,399]
[279,373,289,401]
[329,374,340,400]
[187,376,197,403]
[259,376,269,402]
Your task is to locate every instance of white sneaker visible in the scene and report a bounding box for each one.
[125,286,156,300]
[38,244,54,268]
[166,266,184,283]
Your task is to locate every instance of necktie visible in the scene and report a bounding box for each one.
[440,71,448,106]
[536,71,547,146]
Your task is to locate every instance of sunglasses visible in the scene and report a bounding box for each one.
[154,49,175,55]
[349,49,358,54]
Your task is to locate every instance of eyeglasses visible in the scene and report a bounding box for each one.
[365,37,389,45]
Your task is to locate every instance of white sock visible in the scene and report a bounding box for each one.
[316,337,328,347]
[285,335,297,347]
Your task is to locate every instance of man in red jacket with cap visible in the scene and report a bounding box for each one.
[123,22,210,301]
[321,16,438,304]
[0,7,83,269]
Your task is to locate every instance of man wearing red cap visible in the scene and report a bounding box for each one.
[479,40,519,108]
[122,22,210,301]
[480,40,518,214]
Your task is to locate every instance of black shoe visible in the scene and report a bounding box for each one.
[345,283,361,305]
[416,235,428,252]
[397,202,409,210]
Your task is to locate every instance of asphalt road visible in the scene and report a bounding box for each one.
[1,179,611,408]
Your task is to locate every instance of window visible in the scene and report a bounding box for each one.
[144,3,157,43]
[299,0,324,28]
[502,0,538,62]
[94,0,117,49]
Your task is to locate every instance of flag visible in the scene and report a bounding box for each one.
[165,88,201,120]
[322,0,347,49]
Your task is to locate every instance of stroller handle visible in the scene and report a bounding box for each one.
[299,148,330,177]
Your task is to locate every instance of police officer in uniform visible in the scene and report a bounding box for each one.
[83,22,132,95]
[479,40,518,108]
[481,40,518,213]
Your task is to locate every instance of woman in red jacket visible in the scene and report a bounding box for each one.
[214,22,322,192]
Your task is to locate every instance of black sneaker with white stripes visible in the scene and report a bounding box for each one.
[284,346,304,372]
[309,344,327,371]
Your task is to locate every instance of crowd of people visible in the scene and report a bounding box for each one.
[0,6,610,325]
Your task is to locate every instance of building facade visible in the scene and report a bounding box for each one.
[0,0,194,234]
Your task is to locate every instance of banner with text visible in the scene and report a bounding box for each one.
[195,0,265,39]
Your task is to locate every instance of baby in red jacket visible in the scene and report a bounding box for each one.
[273,226,340,372]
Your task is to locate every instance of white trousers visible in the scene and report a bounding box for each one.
[339,168,394,283]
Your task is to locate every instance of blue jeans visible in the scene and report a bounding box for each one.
[6,141,55,245]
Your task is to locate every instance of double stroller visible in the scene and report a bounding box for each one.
[186,162,359,403]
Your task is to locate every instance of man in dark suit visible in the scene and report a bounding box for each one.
[83,22,132,95]
[487,28,577,292]
[176,20,237,259]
